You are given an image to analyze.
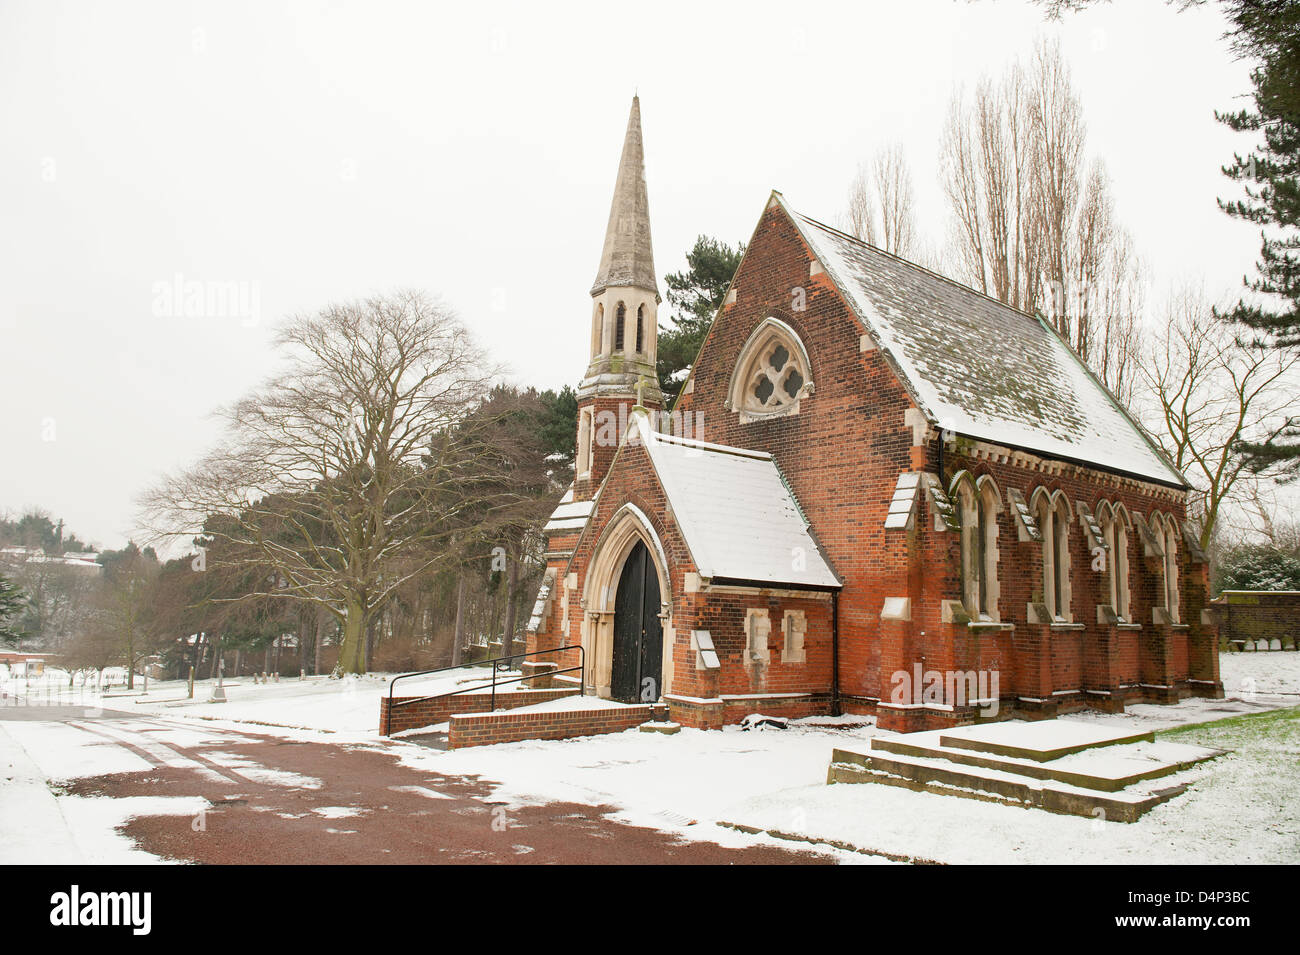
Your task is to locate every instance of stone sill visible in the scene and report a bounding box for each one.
[968,621,1015,632]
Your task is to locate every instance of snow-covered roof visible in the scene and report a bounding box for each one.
[543,486,596,534]
[637,417,840,590]
[0,546,102,569]
[526,571,555,634]
[779,196,1186,488]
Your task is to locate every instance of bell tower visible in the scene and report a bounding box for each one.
[575,95,663,499]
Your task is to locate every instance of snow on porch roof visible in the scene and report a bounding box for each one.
[637,418,841,591]
[544,485,595,534]
[778,196,1186,488]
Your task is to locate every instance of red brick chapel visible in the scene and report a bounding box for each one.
[523,96,1223,733]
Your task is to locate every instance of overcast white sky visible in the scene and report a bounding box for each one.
[0,0,1263,550]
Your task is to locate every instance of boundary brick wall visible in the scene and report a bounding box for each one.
[1212,591,1300,650]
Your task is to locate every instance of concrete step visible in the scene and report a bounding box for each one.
[936,720,1154,762]
[827,746,1202,823]
[870,732,1221,793]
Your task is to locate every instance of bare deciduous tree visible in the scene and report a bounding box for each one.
[941,38,1144,403]
[941,65,1041,312]
[1221,482,1300,553]
[142,291,510,675]
[846,144,920,258]
[94,543,162,689]
[1027,38,1087,335]
[1135,286,1300,550]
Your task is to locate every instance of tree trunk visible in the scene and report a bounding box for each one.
[504,552,520,660]
[365,615,378,672]
[314,611,325,676]
[451,574,467,667]
[336,598,366,675]
[233,648,242,677]
[299,607,311,675]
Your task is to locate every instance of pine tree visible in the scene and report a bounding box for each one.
[657,235,745,404]
[1216,1,1300,475]
[0,574,27,647]
[538,384,579,470]
[1033,2,1300,476]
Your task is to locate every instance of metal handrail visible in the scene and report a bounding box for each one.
[384,645,584,736]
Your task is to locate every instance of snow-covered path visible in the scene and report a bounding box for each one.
[0,705,854,865]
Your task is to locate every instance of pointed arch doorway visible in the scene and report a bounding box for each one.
[611,540,663,703]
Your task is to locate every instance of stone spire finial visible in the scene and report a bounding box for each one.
[590,96,659,300]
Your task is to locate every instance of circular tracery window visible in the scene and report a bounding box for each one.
[731,319,812,420]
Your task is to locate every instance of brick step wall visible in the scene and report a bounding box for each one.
[448,703,664,749]
[380,686,579,736]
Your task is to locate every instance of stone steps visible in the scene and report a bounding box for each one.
[869,734,1218,793]
[935,720,1155,762]
[828,720,1226,823]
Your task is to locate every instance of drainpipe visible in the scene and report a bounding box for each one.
[831,590,841,717]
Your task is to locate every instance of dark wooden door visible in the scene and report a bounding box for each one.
[611,541,663,703]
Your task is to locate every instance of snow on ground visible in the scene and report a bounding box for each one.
[390,717,897,862]
[0,667,509,734]
[55,796,210,864]
[500,693,632,714]
[3,652,1297,863]
[722,704,1300,864]
[3,720,152,778]
[719,735,1293,864]
[1220,649,1300,698]
[375,698,1299,863]
[311,805,367,819]
[2,721,207,864]
[375,653,1300,862]
[0,723,87,863]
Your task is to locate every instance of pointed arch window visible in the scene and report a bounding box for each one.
[1100,503,1131,622]
[728,317,813,421]
[1155,514,1180,624]
[635,304,645,355]
[614,302,626,352]
[577,407,594,480]
[1032,490,1073,622]
[956,474,1001,621]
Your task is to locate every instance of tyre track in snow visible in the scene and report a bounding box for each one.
[42,713,839,864]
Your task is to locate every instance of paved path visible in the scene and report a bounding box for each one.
[1,706,836,865]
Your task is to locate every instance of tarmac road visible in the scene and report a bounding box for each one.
[1,705,838,865]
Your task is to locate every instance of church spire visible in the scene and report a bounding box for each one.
[575,96,663,498]
[590,95,659,301]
